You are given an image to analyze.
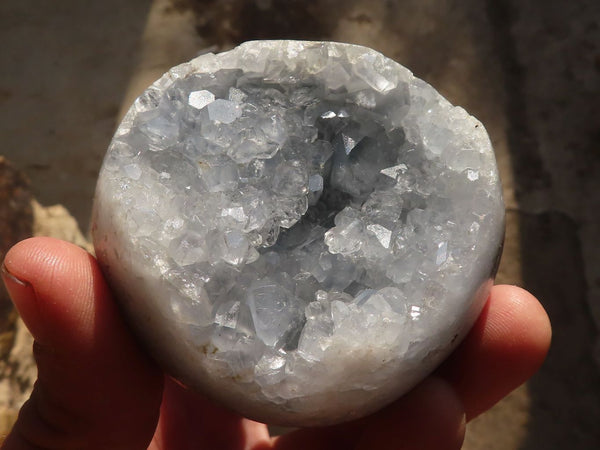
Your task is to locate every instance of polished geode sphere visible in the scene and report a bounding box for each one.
[92,41,504,426]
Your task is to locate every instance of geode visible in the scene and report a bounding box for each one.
[92,41,504,426]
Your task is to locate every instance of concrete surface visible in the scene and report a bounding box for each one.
[0,0,599,447]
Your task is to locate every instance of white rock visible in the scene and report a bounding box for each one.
[92,41,504,426]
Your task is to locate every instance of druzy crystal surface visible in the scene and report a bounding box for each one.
[92,41,504,426]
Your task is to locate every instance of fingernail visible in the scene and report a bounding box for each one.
[1,262,45,342]
[2,262,30,287]
[2,262,33,301]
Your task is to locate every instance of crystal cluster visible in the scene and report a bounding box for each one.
[92,41,504,426]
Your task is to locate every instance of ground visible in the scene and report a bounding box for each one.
[0,0,599,447]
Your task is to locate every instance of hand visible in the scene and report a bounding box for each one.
[1,237,551,450]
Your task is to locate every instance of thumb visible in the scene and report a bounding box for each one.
[1,237,163,449]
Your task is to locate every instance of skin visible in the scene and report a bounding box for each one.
[0,237,551,449]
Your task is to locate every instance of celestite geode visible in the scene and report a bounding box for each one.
[92,41,504,426]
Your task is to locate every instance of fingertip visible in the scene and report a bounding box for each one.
[491,284,552,361]
[439,284,551,420]
[473,285,551,385]
[2,237,163,448]
[2,260,44,342]
[3,237,104,349]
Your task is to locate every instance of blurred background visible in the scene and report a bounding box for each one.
[0,0,599,447]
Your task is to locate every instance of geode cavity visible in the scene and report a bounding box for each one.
[92,40,504,426]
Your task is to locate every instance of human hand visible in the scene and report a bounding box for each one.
[1,237,551,449]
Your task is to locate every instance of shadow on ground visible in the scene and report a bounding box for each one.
[487,1,600,448]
